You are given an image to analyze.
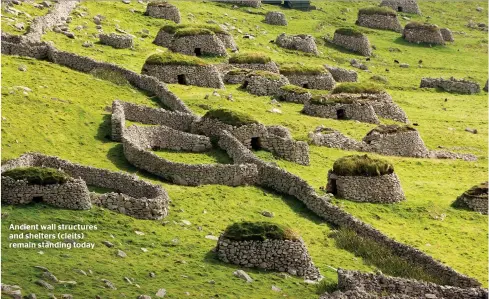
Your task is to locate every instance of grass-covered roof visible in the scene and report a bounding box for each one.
[366,124,417,135]
[174,27,214,37]
[161,24,230,36]
[358,6,397,17]
[229,52,272,64]
[279,64,326,76]
[280,84,310,94]
[222,221,299,241]
[404,22,439,31]
[332,82,385,94]
[145,51,209,66]
[2,167,70,185]
[335,27,364,37]
[203,108,258,127]
[332,155,394,177]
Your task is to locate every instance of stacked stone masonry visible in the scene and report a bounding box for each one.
[224,69,252,84]
[216,237,321,280]
[275,33,319,55]
[215,0,261,7]
[265,11,288,26]
[145,2,181,23]
[99,33,134,49]
[380,0,421,14]
[241,72,290,96]
[453,184,488,215]
[284,73,336,90]
[324,65,358,82]
[332,32,372,56]
[402,26,445,45]
[356,13,402,32]
[302,100,380,124]
[420,77,481,94]
[228,61,279,73]
[141,63,225,89]
[277,88,312,104]
[169,34,228,57]
[440,28,454,42]
[1,153,170,219]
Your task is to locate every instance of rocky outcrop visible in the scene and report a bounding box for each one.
[141,63,224,89]
[265,11,287,26]
[99,33,134,49]
[403,23,445,45]
[324,65,358,82]
[145,2,181,23]
[356,11,402,32]
[241,71,290,96]
[216,237,321,280]
[420,77,481,94]
[332,29,372,56]
[275,33,319,55]
[453,182,488,214]
[380,0,421,14]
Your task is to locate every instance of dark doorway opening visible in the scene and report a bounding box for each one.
[397,6,403,12]
[250,137,261,150]
[177,74,188,85]
[302,83,309,89]
[194,48,202,56]
[241,80,249,89]
[32,196,43,203]
[328,178,338,194]
[336,108,346,120]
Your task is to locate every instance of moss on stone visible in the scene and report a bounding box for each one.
[222,221,299,241]
[309,95,355,106]
[229,52,272,64]
[226,68,252,76]
[203,108,258,127]
[332,155,394,177]
[279,64,326,76]
[280,84,309,94]
[147,1,174,7]
[161,24,229,35]
[404,22,439,31]
[332,82,385,94]
[358,6,397,17]
[174,27,215,37]
[247,70,282,80]
[335,27,364,37]
[145,51,208,66]
[2,167,70,185]
[464,182,488,198]
[367,124,417,135]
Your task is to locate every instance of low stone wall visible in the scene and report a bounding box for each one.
[277,88,312,103]
[141,63,224,89]
[122,125,259,186]
[169,34,227,57]
[265,11,287,26]
[1,39,50,59]
[420,77,481,94]
[1,177,91,210]
[1,153,170,219]
[403,27,445,45]
[309,127,362,150]
[99,33,134,49]
[380,0,421,14]
[192,118,268,144]
[440,28,454,42]
[216,237,321,280]
[332,32,372,56]
[284,73,336,90]
[261,126,310,165]
[327,171,405,203]
[320,269,487,299]
[356,13,402,32]
[276,33,319,55]
[302,100,380,124]
[224,69,252,84]
[145,3,181,23]
[324,65,358,82]
[111,100,126,142]
[363,129,429,158]
[229,62,279,73]
[242,72,290,96]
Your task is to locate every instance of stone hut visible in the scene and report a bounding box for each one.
[324,65,358,82]
[216,222,321,280]
[228,52,279,73]
[275,33,319,55]
[154,24,237,52]
[302,95,380,124]
[241,70,290,96]
[326,155,405,203]
[356,7,402,32]
[332,28,372,56]
[141,52,224,88]
[440,28,454,42]
[217,0,261,8]
[362,125,429,157]
[145,2,181,23]
[380,0,421,14]
[402,22,445,45]
[420,77,481,94]
[99,33,134,49]
[224,68,252,84]
[265,11,287,26]
[452,182,488,214]
[279,64,336,90]
[277,85,312,103]
[1,167,92,210]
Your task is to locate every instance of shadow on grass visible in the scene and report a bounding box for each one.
[392,36,447,49]
[95,114,112,143]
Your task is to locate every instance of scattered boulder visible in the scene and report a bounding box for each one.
[265,11,287,26]
[117,249,127,258]
[35,280,54,290]
[233,270,253,283]
[155,288,167,297]
[440,28,454,42]
[99,33,134,49]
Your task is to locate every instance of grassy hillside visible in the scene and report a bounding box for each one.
[1,0,488,297]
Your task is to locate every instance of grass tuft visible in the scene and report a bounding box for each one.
[464,182,488,198]
[229,52,272,64]
[279,64,326,75]
[90,68,129,86]
[162,23,229,35]
[280,84,310,94]
[358,6,397,17]
[203,108,258,127]
[226,68,252,76]
[222,221,300,241]
[2,167,70,185]
[315,280,339,295]
[335,27,364,37]
[332,82,385,94]
[247,70,282,80]
[144,51,208,66]
[174,27,215,37]
[332,155,394,177]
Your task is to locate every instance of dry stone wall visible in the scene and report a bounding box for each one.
[145,3,181,23]
[324,65,358,82]
[453,184,488,215]
[153,28,236,51]
[169,34,227,57]
[1,153,170,220]
[228,62,279,73]
[99,33,134,49]
[1,177,91,210]
[363,129,429,158]
[276,33,319,55]
[216,237,321,280]
[403,27,445,45]
[309,127,362,150]
[284,73,336,90]
[265,11,288,26]
[332,32,372,56]
[440,28,454,42]
[261,126,310,165]
[420,77,481,94]
[380,0,421,14]
[141,63,224,89]
[242,72,290,96]
[327,171,406,203]
[224,69,252,84]
[302,100,380,124]
[356,13,402,32]
[277,88,312,103]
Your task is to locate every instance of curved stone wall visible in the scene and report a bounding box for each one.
[169,34,228,57]
[99,33,134,49]
[332,32,372,56]
[277,88,312,103]
[2,177,91,210]
[145,3,181,23]
[228,62,279,73]
[284,73,336,90]
[363,130,429,158]
[265,11,287,26]
[302,100,380,124]
[356,13,402,32]
[420,77,481,94]
[380,0,421,14]
[1,153,170,219]
[216,237,321,280]
[242,73,290,96]
[327,171,405,203]
[261,127,310,166]
[324,65,358,82]
[276,33,319,55]
[403,27,445,45]
[141,63,225,89]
